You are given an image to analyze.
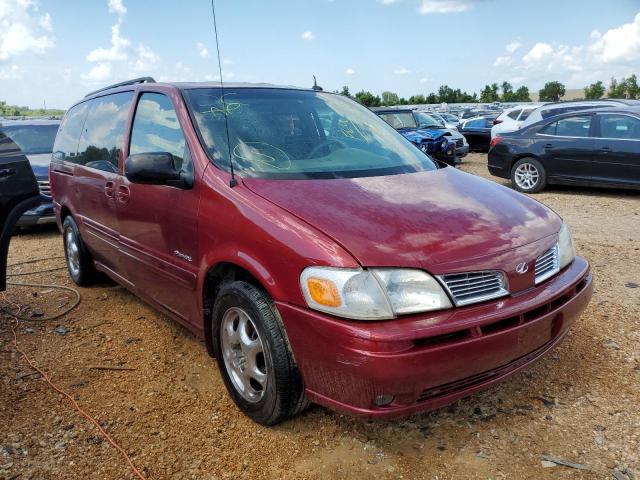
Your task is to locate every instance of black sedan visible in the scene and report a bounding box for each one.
[488,107,640,193]
[459,114,498,152]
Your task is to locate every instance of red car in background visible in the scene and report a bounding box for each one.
[50,78,593,425]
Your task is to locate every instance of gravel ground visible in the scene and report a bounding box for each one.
[1,153,639,480]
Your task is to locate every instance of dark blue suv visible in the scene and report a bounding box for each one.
[0,119,59,227]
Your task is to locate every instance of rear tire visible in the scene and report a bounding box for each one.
[511,157,547,193]
[212,281,308,425]
[62,216,96,286]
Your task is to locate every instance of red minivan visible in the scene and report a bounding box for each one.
[50,78,593,425]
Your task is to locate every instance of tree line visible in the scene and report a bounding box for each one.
[0,100,64,117]
[339,75,640,107]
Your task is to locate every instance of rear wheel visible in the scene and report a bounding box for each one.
[62,216,96,286]
[212,281,308,425]
[511,157,547,193]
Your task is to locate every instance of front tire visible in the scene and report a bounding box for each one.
[62,215,96,286]
[511,157,547,193]
[212,281,308,425]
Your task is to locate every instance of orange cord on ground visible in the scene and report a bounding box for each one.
[10,318,148,480]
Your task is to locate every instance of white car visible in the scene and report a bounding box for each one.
[519,99,640,129]
[490,105,538,139]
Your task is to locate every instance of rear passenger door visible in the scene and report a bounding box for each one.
[537,115,594,183]
[116,92,200,324]
[592,113,640,187]
[72,92,134,276]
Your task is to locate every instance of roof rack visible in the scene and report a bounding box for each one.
[84,76,156,98]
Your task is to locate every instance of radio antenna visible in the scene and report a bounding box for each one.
[210,0,237,187]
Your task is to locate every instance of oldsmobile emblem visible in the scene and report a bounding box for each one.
[515,262,529,274]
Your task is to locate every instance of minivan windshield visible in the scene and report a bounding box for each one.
[184,88,438,179]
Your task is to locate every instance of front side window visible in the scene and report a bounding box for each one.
[2,124,59,155]
[76,92,133,172]
[415,113,443,128]
[129,92,189,171]
[599,114,640,140]
[184,88,438,180]
[542,116,592,137]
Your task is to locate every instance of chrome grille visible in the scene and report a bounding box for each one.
[455,138,464,148]
[535,244,559,284]
[439,271,508,306]
[38,180,51,197]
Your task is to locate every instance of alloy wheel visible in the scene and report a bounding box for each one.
[65,228,81,278]
[514,162,539,190]
[220,307,268,403]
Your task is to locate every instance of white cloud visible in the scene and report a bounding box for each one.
[344,68,355,75]
[590,12,640,62]
[87,23,131,62]
[418,0,475,14]
[506,40,521,53]
[301,31,315,41]
[0,0,54,60]
[196,42,209,58]
[133,44,159,72]
[419,76,431,83]
[380,0,400,4]
[493,55,512,67]
[108,0,127,17]
[394,67,410,75]
[81,63,112,82]
[492,13,640,88]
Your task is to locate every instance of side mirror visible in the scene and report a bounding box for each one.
[125,152,185,187]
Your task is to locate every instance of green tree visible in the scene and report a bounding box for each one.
[584,81,605,100]
[354,90,381,107]
[408,94,426,104]
[513,86,531,101]
[339,86,352,98]
[479,83,500,103]
[539,81,566,102]
[426,92,438,104]
[500,81,515,102]
[627,74,639,99]
[381,91,400,106]
[608,77,627,98]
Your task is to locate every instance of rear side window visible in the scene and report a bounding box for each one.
[541,116,592,137]
[599,114,640,140]
[52,102,90,161]
[76,92,134,173]
[129,92,188,170]
[507,109,521,120]
[519,109,534,121]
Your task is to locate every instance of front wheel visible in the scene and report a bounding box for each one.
[511,157,547,193]
[211,281,308,425]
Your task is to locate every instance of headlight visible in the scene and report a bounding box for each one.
[558,222,576,269]
[300,267,452,320]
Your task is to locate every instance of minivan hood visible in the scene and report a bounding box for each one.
[243,167,561,270]
[400,128,448,144]
[26,153,51,179]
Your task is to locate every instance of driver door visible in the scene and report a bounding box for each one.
[116,91,201,326]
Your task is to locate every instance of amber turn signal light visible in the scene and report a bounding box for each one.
[306,277,341,308]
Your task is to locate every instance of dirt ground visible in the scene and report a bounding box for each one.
[1,153,639,480]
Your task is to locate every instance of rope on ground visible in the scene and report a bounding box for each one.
[2,256,148,480]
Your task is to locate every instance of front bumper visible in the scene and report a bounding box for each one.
[16,200,55,227]
[278,256,592,419]
[456,144,469,158]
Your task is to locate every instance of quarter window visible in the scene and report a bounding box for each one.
[542,116,592,137]
[507,109,521,120]
[599,114,640,140]
[129,92,189,171]
[52,102,90,162]
[76,92,134,173]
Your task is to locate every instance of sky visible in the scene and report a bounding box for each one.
[1,0,640,109]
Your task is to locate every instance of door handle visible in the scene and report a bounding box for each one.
[600,146,611,153]
[544,143,554,149]
[0,168,17,178]
[116,185,130,204]
[104,181,115,198]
